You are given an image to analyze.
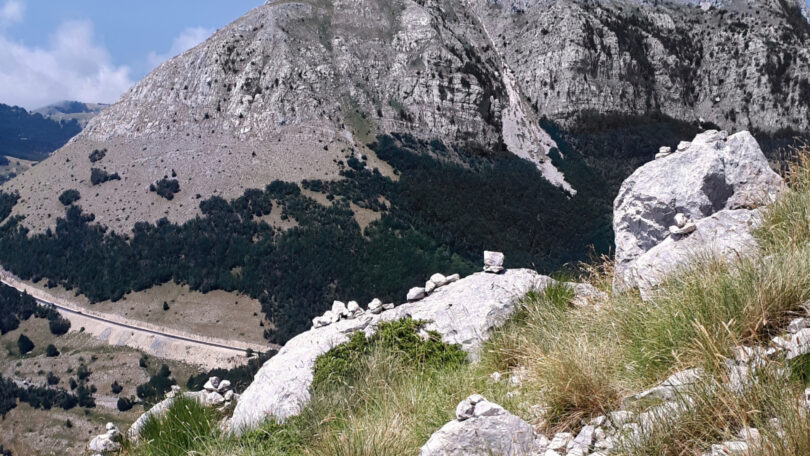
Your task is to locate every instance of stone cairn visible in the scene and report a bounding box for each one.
[202,376,236,410]
[310,251,504,330]
[668,212,697,236]
[88,422,121,456]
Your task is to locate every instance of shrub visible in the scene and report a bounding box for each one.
[117,396,134,412]
[17,334,34,355]
[58,189,80,206]
[111,381,123,395]
[162,301,169,311]
[46,372,59,385]
[45,344,59,357]
[312,318,467,392]
[150,178,181,200]
[48,315,71,335]
[90,168,120,186]
[88,148,106,163]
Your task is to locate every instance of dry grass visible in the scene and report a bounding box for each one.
[129,145,810,455]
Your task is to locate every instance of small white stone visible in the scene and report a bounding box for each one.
[347,300,361,315]
[489,371,503,382]
[407,287,426,301]
[473,400,505,417]
[483,251,505,273]
[382,303,395,310]
[455,394,485,421]
[224,389,235,401]
[331,300,348,317]
[367,298,383,314]
[203,377,220,392]
[430,273,446,285]
[547,432,573,451]
[218,380,232,392]
[425,280,437,294]
[444,273,460,284]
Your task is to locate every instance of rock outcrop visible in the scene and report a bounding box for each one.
[613,130,783,290]
[420,395,536,456]
[88,423,121,456]
[230,265,595,433]
[626,208,763,298]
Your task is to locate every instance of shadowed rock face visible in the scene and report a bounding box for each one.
[612,130,784,288]
[4,0,809,234]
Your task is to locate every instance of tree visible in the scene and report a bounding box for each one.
[45,344,59,357]
[46,372,60,385]
[111,381,123,395]
[116,396,134,412]
[162,301,169,311]
[139,356,148,368]
[58,189,81,206]
[48,316,71,335]
[17,334,34,355]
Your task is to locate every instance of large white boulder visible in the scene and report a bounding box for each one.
[230,269,571,433]
[613,130,783,288]
[623,208,763,297]
[420,396,536,456]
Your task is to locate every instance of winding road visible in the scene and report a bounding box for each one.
[0,269,271,367]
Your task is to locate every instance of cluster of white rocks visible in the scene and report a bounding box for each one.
[407,273,461,302]
[311,272,462,330]
[88,423,121,456]
[201,376,237,410]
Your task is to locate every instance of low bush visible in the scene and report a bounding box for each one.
[58,189,80,206]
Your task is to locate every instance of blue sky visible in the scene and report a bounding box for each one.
[0,0,263,109]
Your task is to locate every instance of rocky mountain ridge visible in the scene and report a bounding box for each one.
[3,0,810,235]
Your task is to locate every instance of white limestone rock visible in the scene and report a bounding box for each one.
[331,301,349,318]
[367,298,383,314]
[623,209,763,298]
[230,269,563,433]
[420,396,535,456]
[346,300,362,317]
[425,280,437,294]
[614,130,784,290]
[204,376,220,392]
[483,251,505,273]
[430,273,447,285]
[407,287,427,301]
[634,368,703,401]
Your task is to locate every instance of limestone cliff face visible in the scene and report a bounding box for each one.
[4,0,810,233]
[470,0,810,133]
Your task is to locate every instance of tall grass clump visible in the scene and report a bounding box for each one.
[128,395,221,456]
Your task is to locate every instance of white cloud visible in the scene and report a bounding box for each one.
[0,19,134,109]
[0,0,23,26]
[147,26,212,69]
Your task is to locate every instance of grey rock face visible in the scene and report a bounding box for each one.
[613,130,783,289]
[625,208,763,296]
[468,0,810,134]
[230,269,590,433]
[420,396,536,456]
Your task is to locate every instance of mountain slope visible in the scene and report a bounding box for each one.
[0,103,82,161]
[33,101,108,128]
